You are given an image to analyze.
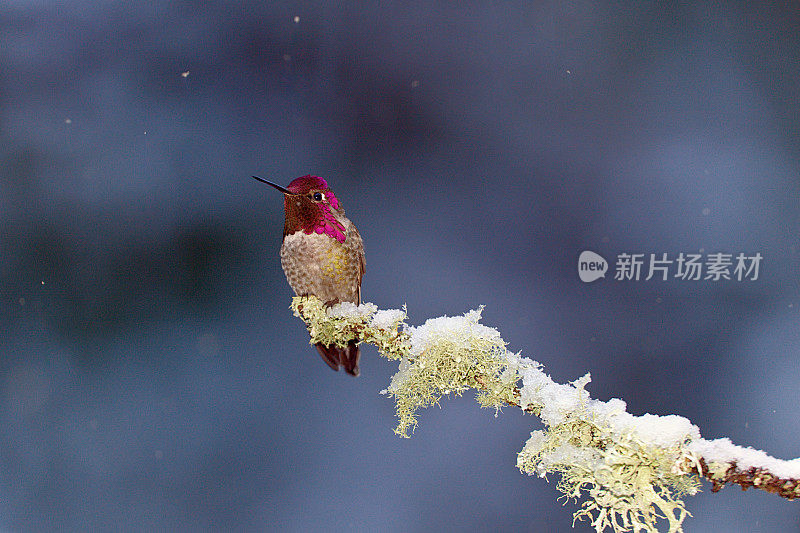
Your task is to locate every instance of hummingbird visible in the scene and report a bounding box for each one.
[253,175,365,376]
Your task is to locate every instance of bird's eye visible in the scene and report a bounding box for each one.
[312,192,324,202]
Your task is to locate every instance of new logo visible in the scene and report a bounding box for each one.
[578,251,608,283]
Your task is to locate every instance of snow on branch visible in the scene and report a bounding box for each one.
[290,296,800,533]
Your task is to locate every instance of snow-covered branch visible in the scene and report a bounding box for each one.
[290,296,800,533]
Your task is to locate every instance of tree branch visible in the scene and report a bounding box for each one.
[290,296,800,533]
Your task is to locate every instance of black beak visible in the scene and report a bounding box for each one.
[252,176,292,194]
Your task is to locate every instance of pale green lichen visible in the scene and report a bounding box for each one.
[383,333,518,437]
[517,419,700,533]
[290,296,410,361]
[382,307,520,437]
[287,296,712,532]
[292,297,518,437]
[703,460,732,480]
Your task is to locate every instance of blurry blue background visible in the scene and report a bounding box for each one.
[1,2,799,531]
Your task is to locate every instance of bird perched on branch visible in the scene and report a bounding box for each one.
[253,175,365,376]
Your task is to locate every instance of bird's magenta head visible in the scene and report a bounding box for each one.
[284,176,342,211]
[253,175,346,242]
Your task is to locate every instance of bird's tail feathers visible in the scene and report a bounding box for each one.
[315,341,360,377]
